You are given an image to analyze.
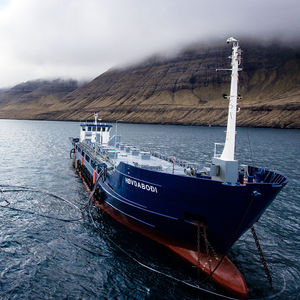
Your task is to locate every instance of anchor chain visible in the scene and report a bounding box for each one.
[251,225,273,289]
[195,222,215,278]
[207,239,219,262]
[202,224,212,273]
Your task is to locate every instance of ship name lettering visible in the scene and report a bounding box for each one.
[125,177,158,193]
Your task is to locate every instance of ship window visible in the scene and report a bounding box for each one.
[92,127,96,131]
[85,155,90,162]
[88,127,91,131]
[82,127,86,131]
[102,127,105,132]
[97,127,101,132]
[91,160,96,168]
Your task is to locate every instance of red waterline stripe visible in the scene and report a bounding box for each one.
[76,169,248,299]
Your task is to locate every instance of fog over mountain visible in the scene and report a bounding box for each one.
[1,42,299,128]
[0,0,300,87]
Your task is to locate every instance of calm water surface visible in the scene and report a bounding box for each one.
[0,119,299,299]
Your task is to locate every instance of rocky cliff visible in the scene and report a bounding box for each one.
[0,79,79,119]
[1,41,300,128]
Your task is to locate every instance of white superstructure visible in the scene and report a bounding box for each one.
[80,113,112,145]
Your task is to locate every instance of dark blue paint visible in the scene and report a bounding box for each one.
[75,148,287,254]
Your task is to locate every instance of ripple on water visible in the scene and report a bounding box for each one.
[0,120,299,299]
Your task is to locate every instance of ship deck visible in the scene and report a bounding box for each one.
[112,148,185,175]
[77,141,202,176]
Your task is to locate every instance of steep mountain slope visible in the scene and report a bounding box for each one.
[0,79,79,119]
[1,41,300,128]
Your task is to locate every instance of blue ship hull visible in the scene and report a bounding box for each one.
[73,147,287,255]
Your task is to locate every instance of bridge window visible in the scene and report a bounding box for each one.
[88,126,91,131]
[97,127,101,132]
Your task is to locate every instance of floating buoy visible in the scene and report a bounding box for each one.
[93,170,97,184]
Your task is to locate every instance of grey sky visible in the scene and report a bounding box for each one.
[0,0,299,88]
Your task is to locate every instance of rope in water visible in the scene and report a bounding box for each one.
[87,196,287,300]
[79,168,287,300]
[0,185,82,222]
[0,183,287,299]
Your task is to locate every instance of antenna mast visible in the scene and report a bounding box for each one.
[211,37,241,184]
[220,37,241,161]
[94,112,98,126]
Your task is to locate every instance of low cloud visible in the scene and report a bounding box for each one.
[0,0,299,87]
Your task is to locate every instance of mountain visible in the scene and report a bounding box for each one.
[0,79,79,119]
[0,41,300,128]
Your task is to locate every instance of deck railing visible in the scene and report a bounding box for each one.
[214,143,225,158]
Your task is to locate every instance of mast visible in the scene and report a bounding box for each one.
[220,37,241,161]
[93,112,98,154]
[211,37,241,184]
[94,112,98,126]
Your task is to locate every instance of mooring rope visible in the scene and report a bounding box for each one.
[0,187,81,210]
[0,187,10,207]
[1,178,287,300]
[246,128,255,168]
[76,163,286,300]
[0,184,82,222]
[87,199,241,299]
[0,158,287,300]
[87,196,287,300]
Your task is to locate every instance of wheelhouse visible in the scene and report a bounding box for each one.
[80,123,112,145]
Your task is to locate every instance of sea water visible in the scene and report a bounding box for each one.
[0,119,299,299]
